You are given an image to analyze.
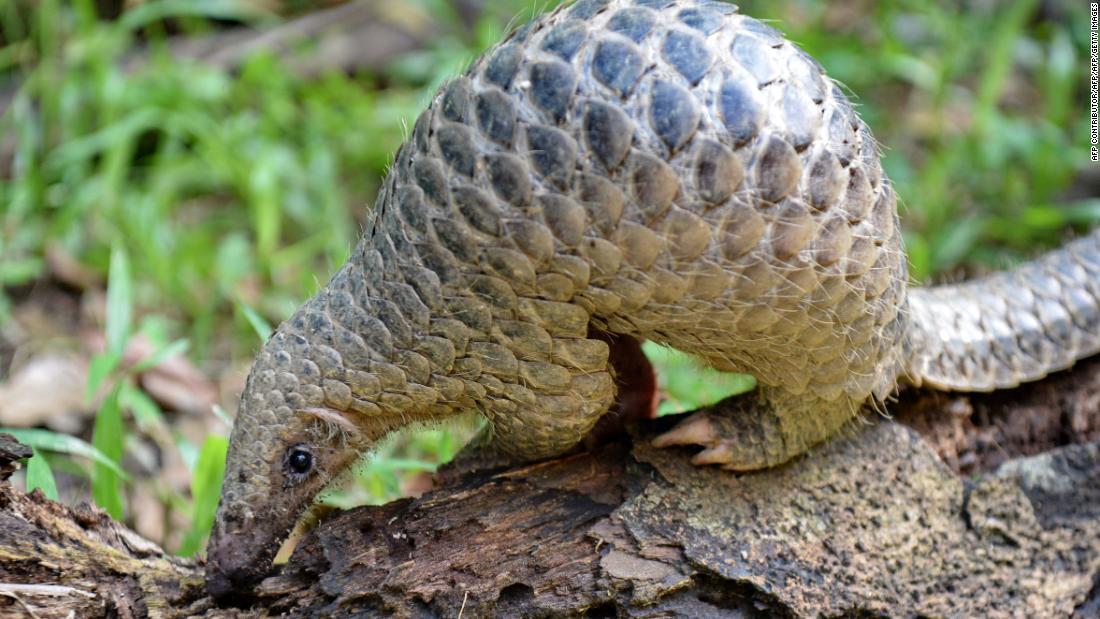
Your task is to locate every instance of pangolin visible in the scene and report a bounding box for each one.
[205,0,1100,597]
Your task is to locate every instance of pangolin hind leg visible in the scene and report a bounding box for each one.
[652,387,864,470]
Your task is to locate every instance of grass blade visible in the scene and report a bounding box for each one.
[25,448,59,501]
[237,299,273,341]
[86,349,121,402]
[176,434,228,556]
[0,428,129,480]
[131,338,190,373]
[119,0,277,31]
[106,246,133,357]
[92,385,126,520]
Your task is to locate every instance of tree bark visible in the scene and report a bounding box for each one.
[1,357,1099,618]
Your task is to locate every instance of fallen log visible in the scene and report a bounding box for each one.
[1,357,1098,618]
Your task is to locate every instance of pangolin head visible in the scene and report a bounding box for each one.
[204,321,383,599]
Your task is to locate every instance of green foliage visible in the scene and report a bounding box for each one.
[26,448,60,501]
[177,434,228,556]
[237,300,274,342]
[91,385,125,519]
[87,247,129,518]
[0,427,129,479]
[322,426,469,508]
[0,0,425,354]
[644,343,756,416]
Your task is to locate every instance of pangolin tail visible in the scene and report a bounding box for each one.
[906,229,1100,391]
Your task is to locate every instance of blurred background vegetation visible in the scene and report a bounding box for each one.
[0,0,1097,557]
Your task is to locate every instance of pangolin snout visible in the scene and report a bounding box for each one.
[205,511,280,600]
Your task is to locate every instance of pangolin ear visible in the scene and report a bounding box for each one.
[295,407,363,443]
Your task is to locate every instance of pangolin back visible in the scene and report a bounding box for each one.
[250,0,1097,459]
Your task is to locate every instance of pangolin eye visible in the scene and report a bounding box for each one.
[285,446,313,478]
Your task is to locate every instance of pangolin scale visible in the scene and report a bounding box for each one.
[206,0,1100,596]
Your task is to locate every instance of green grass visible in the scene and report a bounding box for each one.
[1,0,1097,555]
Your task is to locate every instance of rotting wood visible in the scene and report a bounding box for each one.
[0,357,1098,618]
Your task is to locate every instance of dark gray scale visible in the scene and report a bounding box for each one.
[788,51,826,104]
[539,195,587,247]
[591,37,646,97]
[331,324,380,369]
[483,44,523,89]
[383,281,432,332]
[541,20,588,61]
[371,297,415,348]
[486,153,532,206]
[470,274,521,312]
[441,78,473,122]
[575,173,626,234]
[280,330,312,362]
[372,233,406,283]
[738,17,785,46]
[607,7,657,42]
[528,61,578,123]
[697,0,738,14]
[693,139,742,205]
[717,77,763,146]
[377,181,406,232]
[393,143,413,178]
[445,296,493,333]
[302,302,337,346]
[731,34,780,86]
[626,152,678,222]
[476,88,517,147]
[677,7,723,33]
[754,135,801,204]
[386,217,419,257]
[844,166,874,223]
[415,240,461,285]
[570,0,610,19]
[412,158,450,206]
[807,151,845,211]
[436,123,478,177]
[394,185,430,235]
[781,84,820,151]
[353,244,383,289]
[432,217,480,264]
[661,29,712,85]
[320,264,354,310]
[412,113,432,154]
[649,80,700,153]
[527,125,577,190]
[399,264,444,310]
[453,185,503,236]
[327,290,385,343]
[584,100,634,170]
[509,20,537,45]
[828,107,858,165]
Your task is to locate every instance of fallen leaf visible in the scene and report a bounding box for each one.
[0,354,93,433]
